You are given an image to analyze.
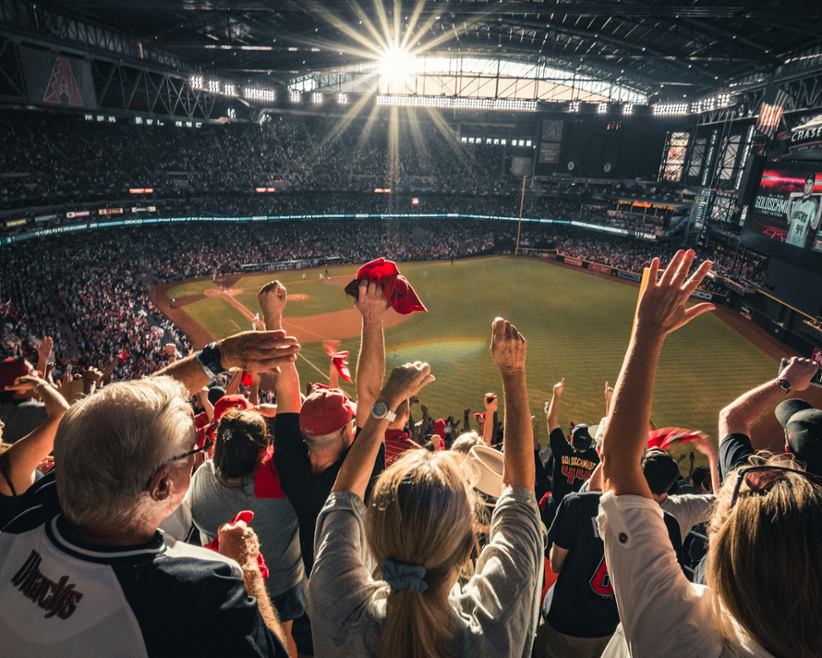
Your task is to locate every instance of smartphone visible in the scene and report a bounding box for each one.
[778,358,822,387]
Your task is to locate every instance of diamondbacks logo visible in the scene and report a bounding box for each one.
[11,550,83,619]
[42,57,83,106]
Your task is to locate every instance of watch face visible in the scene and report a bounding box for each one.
[372,401,388,417]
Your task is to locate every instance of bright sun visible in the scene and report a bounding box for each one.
[378,46,417,86]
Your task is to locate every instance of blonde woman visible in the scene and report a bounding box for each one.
[308,318,544,658]
[599,250,822,658]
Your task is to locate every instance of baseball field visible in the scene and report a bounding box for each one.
[155,256,787,446]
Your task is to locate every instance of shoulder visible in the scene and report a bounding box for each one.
[0,471,59,533]
[273,413,307,463]
[719,433,753,478]
[549,428,568,450]
[563,491,601,512]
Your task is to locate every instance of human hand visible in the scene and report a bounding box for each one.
[604,380,614,401]
[381,362,436,408]
[82,367,103,394]
[779,356,821,392]
[6,375,69,417]
[217,520,261,571]
[36,336,54,362]
[635,250,714,340]
[483,392,498,413]
[553,378,566,398]
[355,280,389,321]
[218,330,300,374]
[36,455,55,474]
[692,433,716,457]
[257,280,287,327]
[490,317,527,375]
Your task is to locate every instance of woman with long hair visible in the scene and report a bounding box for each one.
[188,408,305,657]
[598,250,822,658]
[308,318,544,657]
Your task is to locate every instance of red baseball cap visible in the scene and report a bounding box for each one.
[0,357,32,389]
[299,387,356,436]
[353,258,427,315]
[212,394,253,427]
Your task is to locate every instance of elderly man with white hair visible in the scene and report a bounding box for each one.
[0,329,299,658]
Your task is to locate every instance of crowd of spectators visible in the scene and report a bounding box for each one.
[0,214,769,385]
[0,111,519,209]
[1,250,819,657]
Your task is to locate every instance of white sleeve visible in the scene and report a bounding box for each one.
[662,494,714,538]
[597,493,724,658]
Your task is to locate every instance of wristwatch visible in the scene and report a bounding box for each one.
[371,400,397,422]
[196,342,224,380]
[777,377,791,393]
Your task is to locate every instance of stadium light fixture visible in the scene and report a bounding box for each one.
[597,102,608,114]
[569,101,581,112]
[622,103,634,115]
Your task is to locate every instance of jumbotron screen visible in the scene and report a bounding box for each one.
[742,165,822,268]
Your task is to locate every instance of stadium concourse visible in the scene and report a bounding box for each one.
[2,2,822,658]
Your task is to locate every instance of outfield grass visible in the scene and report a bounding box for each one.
[170,257,778,439]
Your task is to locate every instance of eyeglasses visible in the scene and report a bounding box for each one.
[730,465,822,507]
[168,437,213,463]
[144,437,212,490]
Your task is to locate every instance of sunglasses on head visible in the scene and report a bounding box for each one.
[730,465,822,507]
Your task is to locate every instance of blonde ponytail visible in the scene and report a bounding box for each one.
[366,450,476,658]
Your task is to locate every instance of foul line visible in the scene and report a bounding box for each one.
[297,352,331,382]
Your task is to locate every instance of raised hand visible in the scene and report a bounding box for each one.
[604,380,614,401]
[217,520,261,569]
[36,336,54,363]
[355,280,389,320]
[381,361,436,407]
[483,392,498,413]
[257,280,287,328]
[779,356,821,392]
[218,330,300,374]
[6,375,69,417]
[636,250,715,338]
[553,378,566,398]
[490,317,527,375]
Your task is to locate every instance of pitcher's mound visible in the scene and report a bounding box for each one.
[203,287,242,297]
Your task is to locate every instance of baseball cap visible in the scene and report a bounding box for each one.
[213,394,253,424]
[571,424,593,451]
[350,257,427,315]
[775,399,822,475]
[299,387,356,436]
[0,357,32,389]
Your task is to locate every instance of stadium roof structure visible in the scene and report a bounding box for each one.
[37,0,822,103]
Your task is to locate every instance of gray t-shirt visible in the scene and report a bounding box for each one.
[307,485,544,658]
[189,460,304,597]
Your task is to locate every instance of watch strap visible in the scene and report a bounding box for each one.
[196,342,224,380]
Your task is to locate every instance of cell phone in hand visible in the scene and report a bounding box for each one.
[343,279,360,299]
[778,358,822,387]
